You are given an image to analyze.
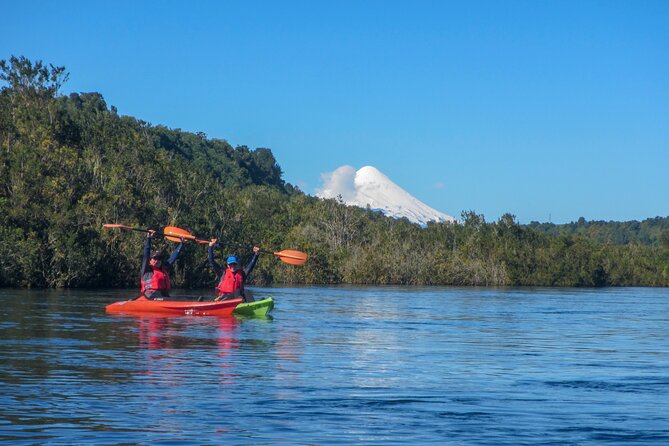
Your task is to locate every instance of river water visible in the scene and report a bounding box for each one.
[0,286,668,445]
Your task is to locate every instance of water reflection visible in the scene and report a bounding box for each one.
[1,287,668,445]
[131,316,242,351]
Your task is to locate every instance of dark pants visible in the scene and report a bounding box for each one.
[216,290,254,302]
[143,290,169,300]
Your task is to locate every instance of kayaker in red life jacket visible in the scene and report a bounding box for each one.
[140,230,184,300]
[208,238,260,302]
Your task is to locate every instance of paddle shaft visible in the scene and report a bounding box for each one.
[211,242,307,264]
[103,224,188,242]
[102,224,150,233]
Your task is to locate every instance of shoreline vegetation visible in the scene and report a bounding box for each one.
[1,56,668,289]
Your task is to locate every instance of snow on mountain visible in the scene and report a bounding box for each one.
[317,165,455,227]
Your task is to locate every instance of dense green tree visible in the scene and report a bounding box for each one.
[1,56,667,289]
[529,216,669,246]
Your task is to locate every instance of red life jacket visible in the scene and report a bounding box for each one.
[141,267,171,294]
[216,268,245,296]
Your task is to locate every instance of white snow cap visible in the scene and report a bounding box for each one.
[317,165,455,227]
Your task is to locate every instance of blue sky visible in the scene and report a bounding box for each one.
[2,0,667,224]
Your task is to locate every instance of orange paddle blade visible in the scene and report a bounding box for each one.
[163,226,196,243]
[273,249,308,265]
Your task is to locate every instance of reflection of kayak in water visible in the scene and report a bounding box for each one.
[105,296,274,317]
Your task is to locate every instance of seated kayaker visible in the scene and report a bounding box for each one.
[139,229,183,300]
[208,239,260,302]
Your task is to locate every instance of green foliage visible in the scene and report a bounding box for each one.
[1,56,667,289]
[528,216,669,246]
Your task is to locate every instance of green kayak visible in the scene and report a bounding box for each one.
[233,297,274,317]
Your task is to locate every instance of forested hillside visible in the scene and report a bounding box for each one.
[1,56,668,288]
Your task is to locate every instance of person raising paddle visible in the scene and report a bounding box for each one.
[140,229,184,300]
[208,239,260,302]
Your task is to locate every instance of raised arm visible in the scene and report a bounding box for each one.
[140,232,153,277]
[165,240,184,268]
[208,239,223,279]
[243,246,261,277]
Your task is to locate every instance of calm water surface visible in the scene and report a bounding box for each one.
[0,286,668,445]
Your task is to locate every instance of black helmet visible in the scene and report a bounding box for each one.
[150,250,165,261]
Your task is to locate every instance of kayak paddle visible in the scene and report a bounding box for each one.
[106,224,309,265]
[166,227,309,265]
[103,224,191,243]
[209,240,308,265]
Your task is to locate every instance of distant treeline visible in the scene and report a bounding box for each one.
[1,56,668,288]
[528,217,669,247]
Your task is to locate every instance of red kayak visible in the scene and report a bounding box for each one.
[105,296,243,316]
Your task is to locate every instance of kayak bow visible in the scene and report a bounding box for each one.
[233,297,274,317]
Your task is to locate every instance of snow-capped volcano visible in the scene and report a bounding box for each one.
[317,165,455,227]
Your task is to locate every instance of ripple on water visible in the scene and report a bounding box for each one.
[544,378,669,393]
